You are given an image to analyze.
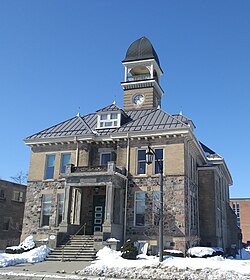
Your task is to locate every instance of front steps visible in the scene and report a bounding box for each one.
[46,235,97,261]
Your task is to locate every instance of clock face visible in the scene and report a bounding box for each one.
[133,94,145,105]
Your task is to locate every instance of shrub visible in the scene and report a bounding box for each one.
[121,239,138,260]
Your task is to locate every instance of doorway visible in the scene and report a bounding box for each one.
[93,195,105,233]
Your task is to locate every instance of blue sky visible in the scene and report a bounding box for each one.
[0,1,249,197]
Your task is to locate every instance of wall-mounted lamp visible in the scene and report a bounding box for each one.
[94,187,99,194]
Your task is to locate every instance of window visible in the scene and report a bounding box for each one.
[12,191,24,202]
[154,148,163,174]
[152,192,160,226]
[97,113,120,128]
[137,150,146,174]
[3,218,10,231]
[60,153,71,173]
[45,154,55,179]
[232,202,241,228]
[41,194,52,226]
[135,192,145,226]
[57,193,64,225]
[0,189,5,199]
[100,153,112,165]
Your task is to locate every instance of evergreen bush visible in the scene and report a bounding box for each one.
[121,239,138,260]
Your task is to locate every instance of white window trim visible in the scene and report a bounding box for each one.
[96,112,121,129]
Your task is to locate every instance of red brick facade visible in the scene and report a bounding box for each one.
[230,199,250,244]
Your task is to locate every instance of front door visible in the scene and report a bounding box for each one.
[93,195,105,233]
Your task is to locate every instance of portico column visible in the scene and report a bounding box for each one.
[104,182,114,225]
[59,184,72,232]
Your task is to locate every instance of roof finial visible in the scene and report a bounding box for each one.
[76,107,81,117]
[113,94,116,105]
[179,109,183,115]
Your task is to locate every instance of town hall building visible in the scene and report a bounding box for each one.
[21,37,237,254]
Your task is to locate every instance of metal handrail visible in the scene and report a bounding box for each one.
[61,223,86,262]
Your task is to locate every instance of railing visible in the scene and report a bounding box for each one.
[75,165,107,173]
[127,74,151,81]
[66,163,125,175]
[61,223,86,262]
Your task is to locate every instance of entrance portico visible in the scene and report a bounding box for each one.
[59,162,126,244]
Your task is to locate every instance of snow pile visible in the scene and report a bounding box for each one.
[5,235,36,254]
[187,246,223,257]
[82,246,250,280]
[106,238,120,242]
[164,249,184,257]
[96,245,121,259]
[0,245,50,267]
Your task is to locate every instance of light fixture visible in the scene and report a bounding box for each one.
[145,145,164,262]
[145,149,154,165]
[94,187,99,194]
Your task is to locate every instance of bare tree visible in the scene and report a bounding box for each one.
[10,171,28,185]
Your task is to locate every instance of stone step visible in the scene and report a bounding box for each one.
[51,251,96,256]
[46,234,97,262]
[53,248,95,252]
[46,256,96,261]
[66,240,94,243]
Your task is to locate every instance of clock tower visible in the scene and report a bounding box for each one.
[121,37,164,110]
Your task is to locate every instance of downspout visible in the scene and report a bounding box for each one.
[187,139,191,246]
[196,160,200,243]
[123,133,130,243]
[75,137,79,167]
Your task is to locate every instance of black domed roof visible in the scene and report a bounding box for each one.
[123,36,160,66]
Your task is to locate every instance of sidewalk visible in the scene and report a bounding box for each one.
[0,260,92,280]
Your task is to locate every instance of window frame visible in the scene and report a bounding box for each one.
[97,112,121,129]
[3,217,10,231]
[60,153,71,174]
[12,190,24,202]
[41,194,52,227]
[137,149,147,175]
[100,152,112,165]
[153,148,164,174]
[0,189,6,199]
[56,193,64,226]
[134,191,146,227]
[44,154,56,180]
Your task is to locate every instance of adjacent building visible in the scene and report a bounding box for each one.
[230,198,250,245]
[21,37,236,253]
[0,179,26,250]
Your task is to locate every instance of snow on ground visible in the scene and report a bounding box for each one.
[187,246,223,257]
[81,246,250,280]
[6,235,36,252]
[1,245,250,279]
[0,245,50,267]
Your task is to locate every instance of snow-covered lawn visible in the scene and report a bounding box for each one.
[0,236,50,267]
[0,246,50,267]
[81,246,250,279]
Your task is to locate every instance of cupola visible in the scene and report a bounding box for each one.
[121,37,164,110]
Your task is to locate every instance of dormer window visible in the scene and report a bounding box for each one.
[97,112,121,129]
